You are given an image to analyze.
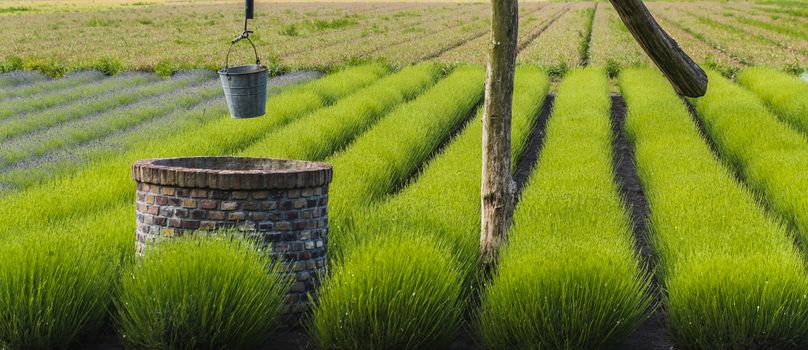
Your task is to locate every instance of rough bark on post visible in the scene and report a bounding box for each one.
[609,0,708,97]
[481,0,518,271]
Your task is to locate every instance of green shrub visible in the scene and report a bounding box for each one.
[692,71,808,247]
[352,65,549,277]
[279,24,299,36]
[310,66,548,350]
[90,56,124,76]
[0,56,23,73]
[306,16,358,31]
[116,236,290,350]
[480,245,651,350]
[0,234,125,349]
[605,59,621,79]
[325,66,485,257]
[21,57,70,78]
[312,235,464,350]
[242,63,441,160]
[0,6,32,14]
[667,255,808,349]
[154,61,186,77]
[577,7,595,66]
[479,68,651,349]
[620,68,808,349]
[737,67,808,135]
[545,62,568,79]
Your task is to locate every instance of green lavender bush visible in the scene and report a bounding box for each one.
[0,233,125,349]
[312,234,465,350]
[115,236,290,350]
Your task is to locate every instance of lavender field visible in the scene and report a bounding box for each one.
[1,1,807,349]
[0,70,320,193]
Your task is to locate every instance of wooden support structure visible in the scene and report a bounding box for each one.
[609,0,708,97]
[480,0,708,268]
[480,0,519,270]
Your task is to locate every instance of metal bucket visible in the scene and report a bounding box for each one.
[219,64,268,119]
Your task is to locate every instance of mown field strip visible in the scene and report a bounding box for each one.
[734,15,808,41]
[2,74,153,122]
[517,6,572,53]
[0,72,159,122]
[278,5,477,58]
[700,4,808,50]
[750,4,808,27]
[576,3,595,66]
[242,64,441,161]
[692,71,808,248]
[325,66,485,258]
[0,99,222,194]
[479,68,651,349]
[647,12,742,73]
[0,71,46,88]
[0,64,389,238]
[311,67,548,349]
[518,5,594,68]
[620,68,808,349]
[0,79,221,169]
[738,67,808,136]
[364,8,485,52]
[297,8,488,68]
[367,16,490,64]
[588,4,649,68]
[0,71,212,141]
[315,1,543,65]
[0,70,103,101]
[0,72,317,195]
[680,8,808,57]
[655,14,752,68]
[432,4,555,64]
[654,6,799,68]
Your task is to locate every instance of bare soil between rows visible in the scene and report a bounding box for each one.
[611,94,674,350]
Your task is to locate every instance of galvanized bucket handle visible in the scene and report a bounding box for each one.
[222,32,261,75]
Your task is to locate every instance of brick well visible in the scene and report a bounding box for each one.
[132,156,332,322]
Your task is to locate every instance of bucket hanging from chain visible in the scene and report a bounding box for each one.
[219,0,268,119]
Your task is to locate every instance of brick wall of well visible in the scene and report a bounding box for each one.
[132,157,332,321]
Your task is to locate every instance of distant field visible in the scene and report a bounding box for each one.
[0,1,805,76]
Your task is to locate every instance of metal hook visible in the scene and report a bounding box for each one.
[221,0,262,74]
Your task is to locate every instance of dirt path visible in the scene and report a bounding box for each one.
[514,93,554,194]
[610,94,676,350]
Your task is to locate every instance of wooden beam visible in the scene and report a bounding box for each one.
[610,0,708,97]
[481,0,519,270]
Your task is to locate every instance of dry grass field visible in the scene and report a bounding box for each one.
[0,1,804,76]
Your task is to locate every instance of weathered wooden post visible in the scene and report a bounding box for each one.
[480,0,708,269]
[480,0,519,271]
[609,0,707,97]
